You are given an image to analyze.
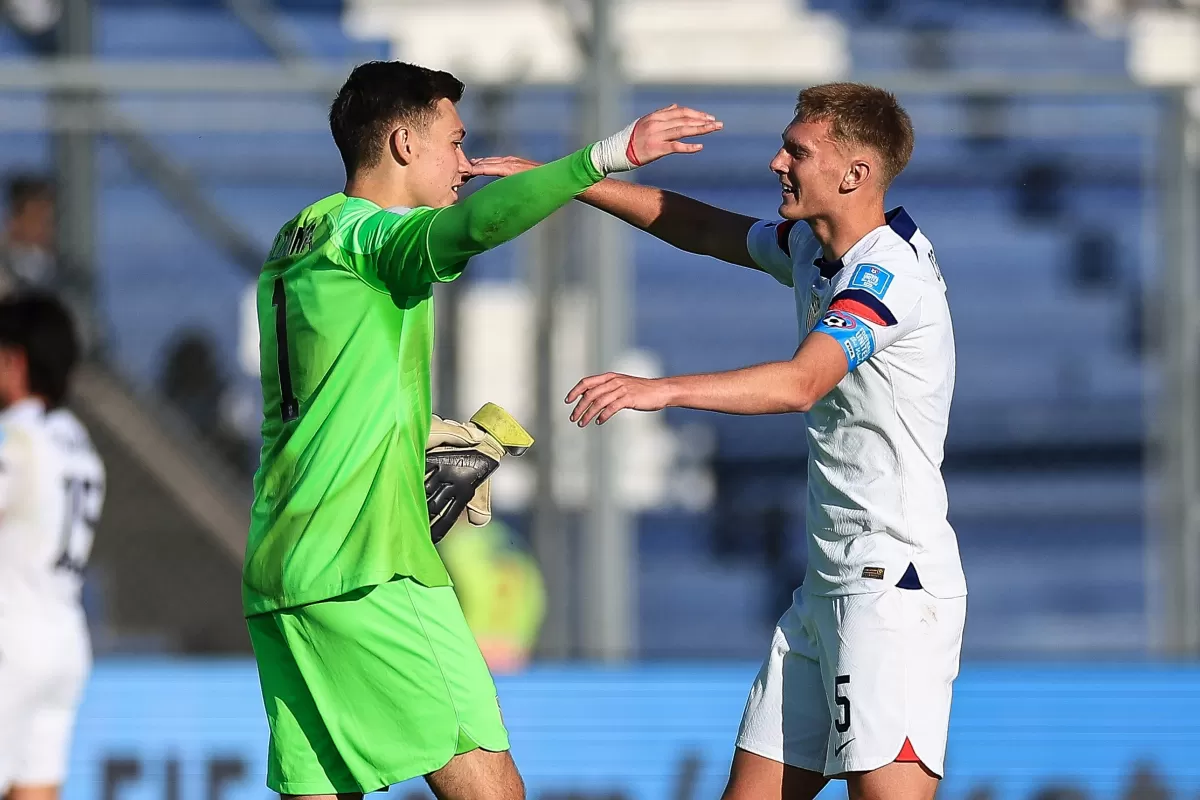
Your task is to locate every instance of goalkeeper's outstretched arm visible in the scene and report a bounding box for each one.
[426,105,722,267]
[470,105,760,271]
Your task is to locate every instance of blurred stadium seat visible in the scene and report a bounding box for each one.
[0,0,1161,661]
[3,0,1198,797]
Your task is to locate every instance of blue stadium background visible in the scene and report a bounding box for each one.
[0,0,1157,656]
[4,1,1197,798]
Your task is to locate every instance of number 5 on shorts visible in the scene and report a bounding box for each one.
[835,675,851,733]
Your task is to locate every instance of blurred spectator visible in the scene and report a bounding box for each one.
[0,175,58,298]
[437,518,546,674]
[160,331,225,434]
[0,175,102,356]
[159,329,254,473]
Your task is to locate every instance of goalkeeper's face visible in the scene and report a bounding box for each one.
[403,98,473,209]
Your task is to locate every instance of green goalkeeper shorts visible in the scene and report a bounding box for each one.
[246,576,510,795]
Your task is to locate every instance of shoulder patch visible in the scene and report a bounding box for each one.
[847,263,894,299]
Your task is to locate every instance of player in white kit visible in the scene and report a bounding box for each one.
[472,83,966,800]
[0,293,105,800]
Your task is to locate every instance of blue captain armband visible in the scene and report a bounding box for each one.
[813,310,876,370]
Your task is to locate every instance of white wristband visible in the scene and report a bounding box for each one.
[589,118,642,175]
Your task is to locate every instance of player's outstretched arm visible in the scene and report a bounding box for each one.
[425,105,721,266]
[584,179,761,269]
[564,333,850,425]
[471,105,759,270]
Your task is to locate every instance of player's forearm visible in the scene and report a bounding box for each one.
[578,180,758,269]
[428,148,603,261]
[662,361,816,415]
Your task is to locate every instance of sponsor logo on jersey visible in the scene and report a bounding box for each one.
[821,310,858,330]
[848,263,894,299]
[861,566,886,580]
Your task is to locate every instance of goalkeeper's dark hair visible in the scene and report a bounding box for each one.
[329,61,465,178]
[0,292,80,409]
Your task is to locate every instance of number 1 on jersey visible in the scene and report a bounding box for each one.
[273,277,300,422]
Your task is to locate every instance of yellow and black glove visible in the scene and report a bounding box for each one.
[425,402,533,543]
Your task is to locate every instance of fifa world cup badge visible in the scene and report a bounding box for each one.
[848,263,894,299]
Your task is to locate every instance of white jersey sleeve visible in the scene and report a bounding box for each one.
[746,219,815,287]
[810,258,925,370]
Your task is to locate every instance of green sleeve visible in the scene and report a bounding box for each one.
[423,145,604,280]
[351,146,602,296]
[341,206,442,296]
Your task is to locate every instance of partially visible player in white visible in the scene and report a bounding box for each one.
[0,293,105,800]
[472,84,965,800]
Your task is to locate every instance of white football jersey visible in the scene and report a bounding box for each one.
[0,399,106,614]
[747,208,966,599]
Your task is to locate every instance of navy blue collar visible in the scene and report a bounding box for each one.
[812,207,916,279]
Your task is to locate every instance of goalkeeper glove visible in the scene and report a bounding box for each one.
[425,402,533,543]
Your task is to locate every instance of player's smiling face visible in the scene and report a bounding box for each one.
[406,98,472,208]
[770,117,848,221]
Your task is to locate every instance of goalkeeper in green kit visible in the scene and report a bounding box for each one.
[243,60,721,800]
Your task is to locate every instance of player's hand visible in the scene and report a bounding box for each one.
[565,372,673,427]
[627,104,722,166]
[469,156,542,179]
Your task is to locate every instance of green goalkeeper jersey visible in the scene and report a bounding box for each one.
[243,147,604,615]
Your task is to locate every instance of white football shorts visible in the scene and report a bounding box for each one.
[0,610,91,791]
[736,585,965,777]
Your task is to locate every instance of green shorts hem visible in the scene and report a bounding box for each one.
[267,736,512,796]
[249,577,509,794]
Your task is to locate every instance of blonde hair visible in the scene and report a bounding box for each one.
[795,83,914,185]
